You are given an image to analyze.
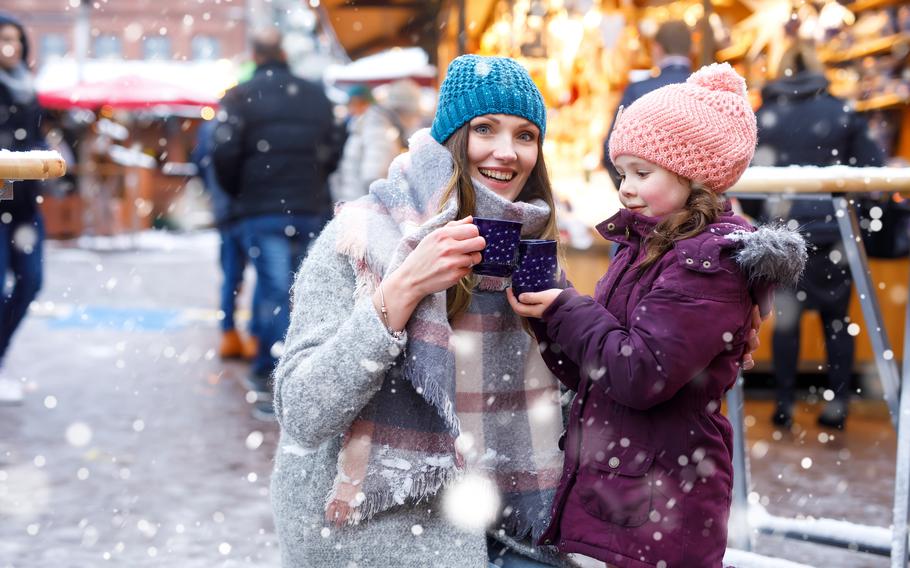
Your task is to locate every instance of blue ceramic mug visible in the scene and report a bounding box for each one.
[472,217,523,277]
[512,239,558,296]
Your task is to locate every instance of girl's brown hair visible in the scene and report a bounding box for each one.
[636,181,723,271]
[439,122,560,321]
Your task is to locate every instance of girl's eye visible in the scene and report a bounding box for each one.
[637,171,649,178]
[473,124,492,134]
[518,131,536,142]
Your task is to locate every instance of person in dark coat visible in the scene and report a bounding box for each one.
[602,20,693,188]
[0,13,45,404]
[190,119,257,361]
[212,28,341,419]
[753,42,885,430]
[509,64,806,568]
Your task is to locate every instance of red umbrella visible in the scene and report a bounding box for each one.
[38,74,219,110]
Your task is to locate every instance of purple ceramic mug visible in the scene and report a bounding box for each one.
[472,217,523,277]
[512,239,558,296]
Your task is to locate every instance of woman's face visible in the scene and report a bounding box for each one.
[614,154,691,218]
[0,25,22,72]
[467,114,539,202]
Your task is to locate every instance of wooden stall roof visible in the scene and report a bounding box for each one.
[319,0,444,60]
[319,0,500,62]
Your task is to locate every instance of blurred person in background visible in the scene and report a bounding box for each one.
[330,79,424,203]
[602,20,693,188]
[0,13,45,404]
[754,41,885,431]
[212,28,341,421]
[191,119,258,361]
[342,84,373,128]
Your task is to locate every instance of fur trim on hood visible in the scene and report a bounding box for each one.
[728,223,807,287]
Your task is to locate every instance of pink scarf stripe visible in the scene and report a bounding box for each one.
[455,312,522,332]
[365,421,456,453]
[455,386,557,412]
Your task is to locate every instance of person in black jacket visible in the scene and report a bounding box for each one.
[0,13,45,404]
[754,42,885,430]
[602,20,693,188]
[212,29,340,419]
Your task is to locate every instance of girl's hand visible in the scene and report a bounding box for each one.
[506,287,563,319]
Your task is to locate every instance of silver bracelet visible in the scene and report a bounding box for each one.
[378,282,405,340]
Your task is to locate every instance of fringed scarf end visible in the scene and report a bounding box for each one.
[403,365,461,437]
[327,467,461,527]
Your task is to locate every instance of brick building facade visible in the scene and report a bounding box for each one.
[11,0,249,67]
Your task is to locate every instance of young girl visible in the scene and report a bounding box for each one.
[508,63,806,567]
[270,55,570,567]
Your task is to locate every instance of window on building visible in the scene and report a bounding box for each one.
[92,35,122,59]
[40,34,68,62]
[143,36,172,60]
[191,36,220,60]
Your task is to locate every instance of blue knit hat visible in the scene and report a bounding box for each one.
[430,55,547,143]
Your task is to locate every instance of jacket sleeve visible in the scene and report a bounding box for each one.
[542,281,748,411]
[272,220,408,448]
[847,111,885,167]
[211,90,244,196]
[359,110,403,191]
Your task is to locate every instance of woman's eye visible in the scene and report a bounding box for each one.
[637,171,649,178]
[473,124,491,134]
[518,131,536,142]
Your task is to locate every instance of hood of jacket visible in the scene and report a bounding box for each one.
[761,71,828,102]
[728,222,807,288]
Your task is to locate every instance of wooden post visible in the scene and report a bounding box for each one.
[0,151,67,200]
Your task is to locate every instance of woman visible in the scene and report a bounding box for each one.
[270,55,570,567]
[0,13,45,404]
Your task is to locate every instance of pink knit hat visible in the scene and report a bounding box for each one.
[609,62,757,193]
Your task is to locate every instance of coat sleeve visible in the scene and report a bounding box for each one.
[541,279,749,411]
[272,220,408,448]
[360,110,404,190]
[847,111,885,167]
[211,90,244,196]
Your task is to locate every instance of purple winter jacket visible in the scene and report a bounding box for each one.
[533,205,805,568]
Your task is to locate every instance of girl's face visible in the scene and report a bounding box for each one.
[467,114,539,202]
[614,155,691,218]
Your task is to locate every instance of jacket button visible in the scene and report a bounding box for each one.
[702,260,711,268]
[606,222,616,231]
[685,258,694,264]
[608,456,621,468]
[543,539,552,545]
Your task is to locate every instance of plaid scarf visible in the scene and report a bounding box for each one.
[330,129,564,539]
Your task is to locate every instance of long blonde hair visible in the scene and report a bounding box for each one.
[439,123,560,321]
[636,181,723,272]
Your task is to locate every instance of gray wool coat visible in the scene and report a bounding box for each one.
[269,218,490,568]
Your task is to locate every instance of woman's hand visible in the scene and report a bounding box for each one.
[396,216,486,297]
[375,216,485,332]
[506,287,563,319]
[741,304,766,371]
